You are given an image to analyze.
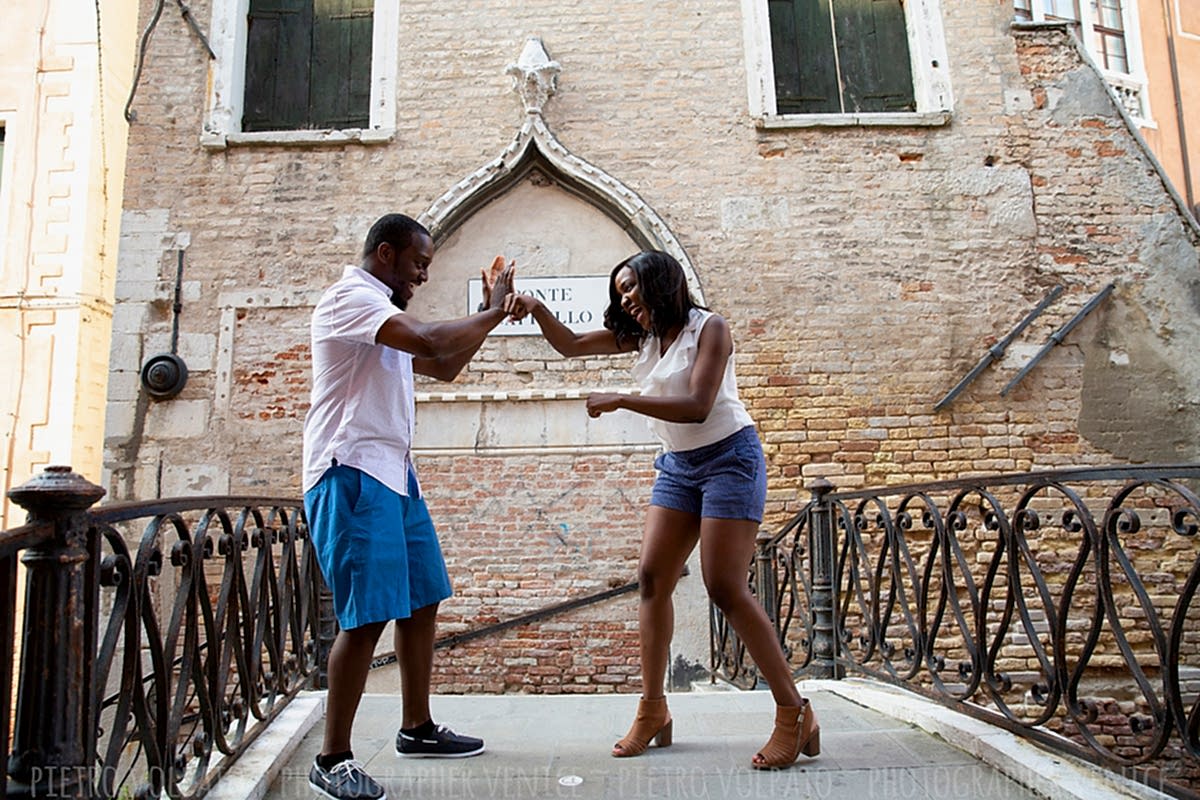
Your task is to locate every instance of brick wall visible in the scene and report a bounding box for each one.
[109,2,1200,694]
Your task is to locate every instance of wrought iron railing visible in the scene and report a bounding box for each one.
[1,518,55,800]
[3,466,332,800]
[712,464,1200,799]
[11,462,1199,796]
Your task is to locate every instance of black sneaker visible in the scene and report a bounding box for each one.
[308,758,386,800]
[395,724,485,758]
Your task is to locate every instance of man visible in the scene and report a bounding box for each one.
[302,213,513,800]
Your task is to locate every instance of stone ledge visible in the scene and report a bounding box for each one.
[204,693,325,800]
[802,678,1172,800]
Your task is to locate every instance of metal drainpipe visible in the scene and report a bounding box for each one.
[1161,0,1195,213]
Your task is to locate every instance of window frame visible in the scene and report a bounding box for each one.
[0,120,9,260]
[202,0,397,148]
[1014,0,1150,121]
[1180,0,1200,41]
[741,0,953,128]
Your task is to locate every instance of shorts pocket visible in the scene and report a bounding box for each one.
[344,467,368,515]
[729,437,763,481]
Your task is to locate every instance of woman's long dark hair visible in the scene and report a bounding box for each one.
[602,250,705,345]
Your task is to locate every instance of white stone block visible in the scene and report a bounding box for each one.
[144,332,173,355]
[114,279,167,304]
[176,333,216,372]
[720,196,789,231]
[110,303,149,335]
[1003,88,1034,112]
[161,463,229,496]
[108,333,144,371]
[413,396,656,451]
[119,208,171,234]
[145,399,210,439]
[106,371,141,403]
[130,450,163,500]
[104,400,137,438]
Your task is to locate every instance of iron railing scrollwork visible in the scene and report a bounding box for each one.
[3,466,332,800]
[711,464,1200,799]
[711,500,818,689]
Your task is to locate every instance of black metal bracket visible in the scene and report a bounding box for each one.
[1000,282,1115,397]
[934,285,1063,411]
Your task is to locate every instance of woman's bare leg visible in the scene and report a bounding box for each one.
[698,517,802,707]
[635,505,701,699]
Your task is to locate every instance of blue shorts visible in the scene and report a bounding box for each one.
[304,463,452,630]
[650,426,767,523]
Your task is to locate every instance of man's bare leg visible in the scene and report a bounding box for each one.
[392,602,484,758]
[394,603,438,728]
[322,621,387,755]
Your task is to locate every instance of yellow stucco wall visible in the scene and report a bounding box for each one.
[1138,0,1200,215]
[0,0,136,526]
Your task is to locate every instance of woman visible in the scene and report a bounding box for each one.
[505,250,819,769]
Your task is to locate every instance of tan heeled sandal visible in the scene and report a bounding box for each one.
[612,696,673,757]
[752,699,820,769]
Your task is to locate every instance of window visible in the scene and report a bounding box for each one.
[741,0,952,127]
[243,0,373,131]
[1012,0,1148,119]
[203,0,397,147]
[0,123,7,263]
[1090,0,1129,73]
[769,0,914,114]
[0,124,6,217]
[1015,0,1083,21]
[1015,0,1126,69]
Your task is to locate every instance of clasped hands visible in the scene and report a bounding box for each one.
[479,256,621,419]
[479,255,542,322]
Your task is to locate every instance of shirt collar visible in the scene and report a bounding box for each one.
[344,264,393,299]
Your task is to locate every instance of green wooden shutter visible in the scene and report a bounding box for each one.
[768,0,915,115]
[311,0,373,129]
[769,0,840,114]
[832,0,915,113]
[244,0,314,131]
[243,0,373,131]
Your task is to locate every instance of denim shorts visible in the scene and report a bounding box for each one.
[304,463,452,630]
[650,426,767,523]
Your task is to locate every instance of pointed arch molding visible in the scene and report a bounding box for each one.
[419,38,704,303]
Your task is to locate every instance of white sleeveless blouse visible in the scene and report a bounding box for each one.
[630,308,755,452]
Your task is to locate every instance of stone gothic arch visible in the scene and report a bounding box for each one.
[418,38,704,304]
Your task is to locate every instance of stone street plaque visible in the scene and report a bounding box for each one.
[467,275,610,336]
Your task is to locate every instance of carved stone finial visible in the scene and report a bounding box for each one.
[506,38,561,116]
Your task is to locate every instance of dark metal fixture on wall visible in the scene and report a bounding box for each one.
[140,249,189,400]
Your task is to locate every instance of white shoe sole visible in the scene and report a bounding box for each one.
[308,779,387,800]
[394,745,485,759]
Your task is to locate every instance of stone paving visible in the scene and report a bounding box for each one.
[212,680,1169,800]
